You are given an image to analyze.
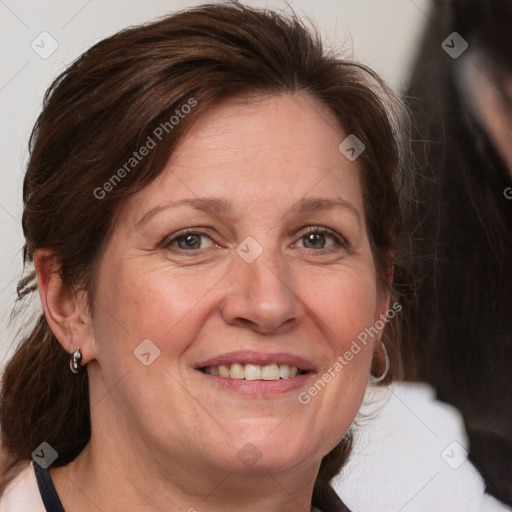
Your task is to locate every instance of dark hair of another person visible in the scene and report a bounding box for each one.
[0,3,409,509]
[403,0,512,505]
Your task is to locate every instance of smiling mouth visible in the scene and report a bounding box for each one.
[199,363,308,381]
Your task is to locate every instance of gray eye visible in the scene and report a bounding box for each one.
[302,232,327,249]
[177,234,202,250]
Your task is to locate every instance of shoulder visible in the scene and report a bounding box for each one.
[0,460,46,512]
[333,382,512,512]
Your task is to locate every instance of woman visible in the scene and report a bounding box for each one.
[0,3,407,511]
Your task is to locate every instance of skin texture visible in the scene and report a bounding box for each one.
[35,93,389,511]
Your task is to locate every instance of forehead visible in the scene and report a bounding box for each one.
[124,93,364,222]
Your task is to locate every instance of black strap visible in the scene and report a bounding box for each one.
[33,461,66,512]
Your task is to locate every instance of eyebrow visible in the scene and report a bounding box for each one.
[291,197,361,227]
[135,197,232,228]
[135,196,361,228]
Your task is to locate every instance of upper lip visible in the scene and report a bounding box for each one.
[195,350,316,372]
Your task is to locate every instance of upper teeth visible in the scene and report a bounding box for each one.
[203,363,299,380]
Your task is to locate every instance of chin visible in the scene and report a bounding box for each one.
[226,431,319,473]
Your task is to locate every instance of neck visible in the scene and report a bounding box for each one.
[50,431,320,512]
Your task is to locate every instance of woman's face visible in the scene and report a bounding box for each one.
[87,93,389,476]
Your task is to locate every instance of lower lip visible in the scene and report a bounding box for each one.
[196,370,313,395]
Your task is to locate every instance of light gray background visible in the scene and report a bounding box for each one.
[0,0,430,366]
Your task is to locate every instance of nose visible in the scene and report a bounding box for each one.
[220,243,302,335]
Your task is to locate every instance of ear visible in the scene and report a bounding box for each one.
[34,249,95,365]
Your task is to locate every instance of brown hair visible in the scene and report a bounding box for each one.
[0,2,408,508]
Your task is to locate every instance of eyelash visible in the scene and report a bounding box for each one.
[160,226,348,254]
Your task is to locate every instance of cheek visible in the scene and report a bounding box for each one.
[299,263,379,352]
[91,256,229,364]
[295,266,378,433]
[89,257,216,428]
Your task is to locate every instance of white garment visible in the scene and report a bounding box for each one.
[0,461,45,512]
[333,381,512,512]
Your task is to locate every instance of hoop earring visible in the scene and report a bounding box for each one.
[69,348,83,374]
[369,343,389,385]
